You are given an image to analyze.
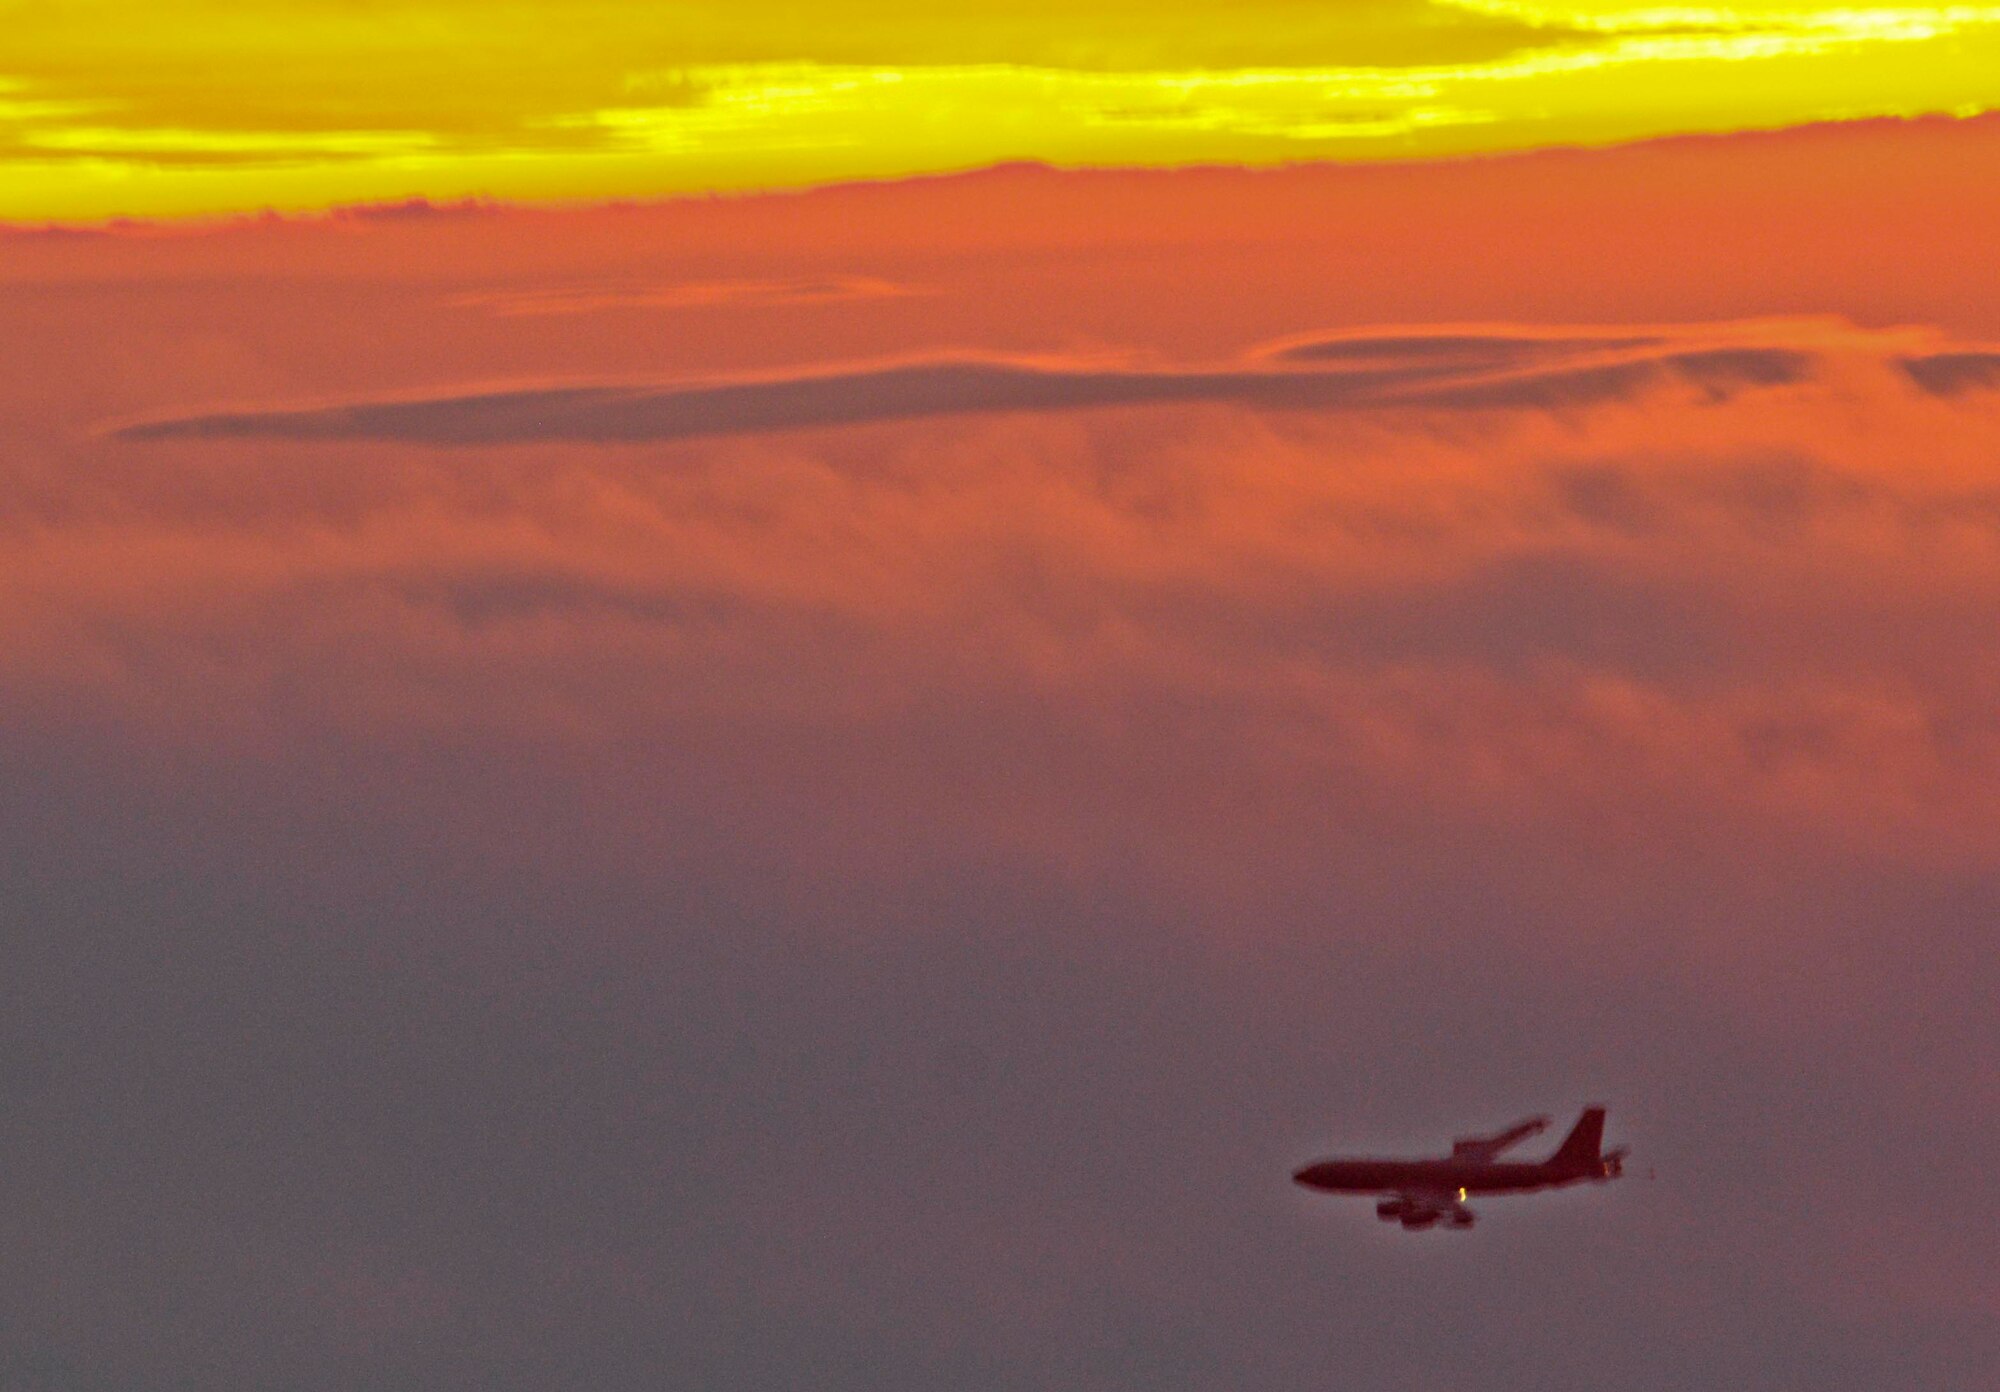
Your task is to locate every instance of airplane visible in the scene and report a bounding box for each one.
[1292,1106,1626,1230]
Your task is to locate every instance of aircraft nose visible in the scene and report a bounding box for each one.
[1292,1162,1331,1189]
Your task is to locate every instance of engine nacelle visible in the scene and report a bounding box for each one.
[1400,1211,1440,1230]
[1376,1198,1408,1221]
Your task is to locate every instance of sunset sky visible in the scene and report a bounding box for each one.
[6,0,2000,218]
[3,9,1998,1392]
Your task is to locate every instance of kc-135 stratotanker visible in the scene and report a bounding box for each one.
[1292,1107,1627,1230]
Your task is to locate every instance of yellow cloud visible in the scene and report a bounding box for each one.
[21,126,441,160]
[3,2,1999,219]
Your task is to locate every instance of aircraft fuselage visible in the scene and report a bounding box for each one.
[1291,1157,1583,1195]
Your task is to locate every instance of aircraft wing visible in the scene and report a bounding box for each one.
[1450,1115,1551,1160]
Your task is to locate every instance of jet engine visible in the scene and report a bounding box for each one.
[1376,1198,1408,1221]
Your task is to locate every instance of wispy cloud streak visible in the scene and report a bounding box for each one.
[447,275,918,316]
[1901,350,2000,395]
[115,323,1862,445]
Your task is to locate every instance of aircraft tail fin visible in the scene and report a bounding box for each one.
[1548,1106,1607,1175]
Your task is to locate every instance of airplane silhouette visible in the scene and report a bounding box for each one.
[1292,1107,1627,1230]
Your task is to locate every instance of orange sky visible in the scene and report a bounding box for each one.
[7,0,2000,218]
